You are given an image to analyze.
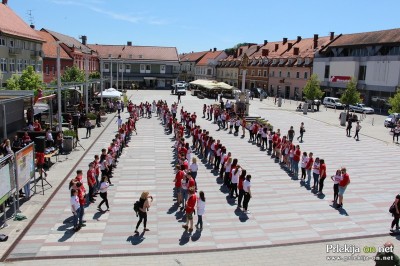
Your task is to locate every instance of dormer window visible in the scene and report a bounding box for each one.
[305,58,310,64]
[297,58,302,65]
[273,59,277,64]
[129,54,132,59]
[280,59,284,64]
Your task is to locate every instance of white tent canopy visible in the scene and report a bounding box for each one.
[189,79,235,90]
[96,88,122,98]
[33,103,49,115]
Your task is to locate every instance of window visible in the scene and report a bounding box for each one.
[9,58,15,72]
[270,71,274,77]
[145,64,151,73]
[296,72,300,78]
[324,65,330,79]
[0,37,5,46]
[17,59,22,72]
[104,63,109,72]
[125,64,131,73]
[160,65,166,74]
[24,41,29,50]
[119,64,124,72]
[9,39,14,48]
[251,70,255,76]
[258,70,262,76]
[24,59,28,69]
[15,40,21,48]
[37,61,42,72]
[31,60,35,70]
[358,65,366,81]
[0,58,7,72]
[304,72,308,79]
[240,69,243,75]
[279,71,282,78]
[52,66,55,75]
[207,68,212,76]
[287,71,290,78]
[263,70,267,77]
[45,65,49,75]
[140,64,150,73]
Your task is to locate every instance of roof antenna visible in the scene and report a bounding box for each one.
[27,10,35,27]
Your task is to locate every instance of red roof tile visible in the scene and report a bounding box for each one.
[196,50,227,66]
[329,28,400,47]
[43,28,94,54]
[88,44,179,61]
[36,31,72,60]
[179,51,208,62]
[0,3,43,42]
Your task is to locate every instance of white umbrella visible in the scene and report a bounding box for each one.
[96,88,122,98]
[33,103,49,115]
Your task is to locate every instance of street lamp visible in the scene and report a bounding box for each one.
[100,58,103,104]
[85,56,89,114]
[56,41,62,132]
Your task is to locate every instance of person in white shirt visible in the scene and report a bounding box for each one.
[242,175,252,213]
[300,152,309,181]
[98,175,110,212]
[196,191,206,230]
[224,157,232,187]
[230,165,242,198]
[116,116,123,130]
[312,157,320,191]
[331,169,343,205]
[190,158,198,179]
[70,189,81,231]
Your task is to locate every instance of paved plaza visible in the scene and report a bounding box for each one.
[1,90,399,265]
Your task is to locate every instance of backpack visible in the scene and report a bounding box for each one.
[133,200,140,217]
[390,202,396,214]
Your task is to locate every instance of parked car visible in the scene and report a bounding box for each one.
[384,113,400,128]
[349,103,374,114]
[171,83,187,95]
[323,97,343,109]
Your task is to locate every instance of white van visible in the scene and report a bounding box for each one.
[323,97,343,109]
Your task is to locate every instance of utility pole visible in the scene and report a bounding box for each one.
[56,43,62,131]
[85,56,89,114]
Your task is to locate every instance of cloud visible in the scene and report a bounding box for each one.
[51,0,168,25]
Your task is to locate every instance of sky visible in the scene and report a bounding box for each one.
[7,0,400,54]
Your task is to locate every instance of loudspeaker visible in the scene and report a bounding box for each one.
[72,115,80,127]
[35,136,46,153]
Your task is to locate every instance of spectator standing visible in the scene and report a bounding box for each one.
[337,167,350,209]
[297,122,305,142]
[242,175,252,214]
[196,191,206,230]
[70,189,81,232]
[98,175,110,212]
[182,187,197,233]
[331,169,342,205]
[353,122,361,141]
[318,159,327,194]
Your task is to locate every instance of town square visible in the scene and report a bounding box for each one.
[1,0,400,265]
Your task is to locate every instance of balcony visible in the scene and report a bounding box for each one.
[9,47,22,55]
[30,50,43,57]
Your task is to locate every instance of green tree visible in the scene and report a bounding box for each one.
[340,78,362,113]
[6,74,21,90]
[19,65,42,90]
[388,89,400,114]
[303,74,324,102]
[224,42,252,56]
[61,65,85,82]
[89,71,100,79]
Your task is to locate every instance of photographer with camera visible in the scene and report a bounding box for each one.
[134,191,153,234]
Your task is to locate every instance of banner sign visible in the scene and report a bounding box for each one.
[15,143,35,190]
[0,155,16,205]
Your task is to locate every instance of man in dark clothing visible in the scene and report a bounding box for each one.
[375,242,400,266]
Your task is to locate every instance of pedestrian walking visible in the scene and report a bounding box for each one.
[98,175,110,212]
[297,122,305,142]
[353,122,361,141]
[288,126,295,142]
[196,191,206,230]
[134,191,153,234]
[393,124,400,143]
[346,119,352,137]
[85,118,92,138]
[177,94,181,103]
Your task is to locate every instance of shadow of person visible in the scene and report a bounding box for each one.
[93,210,106,221]
[179,230,191,246]
[58,228,75,242]
[191,228,202,242]
[330,204,349,216]
[175,209,186,222]
[167,203,179,214]
[239,212,249,223]
[316,193,326,199]
[126,232,145,245]
[225,195,236,206]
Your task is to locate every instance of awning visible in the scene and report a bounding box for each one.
[67,87,82,94]
[33,103,49,115]
[189,79,234,91]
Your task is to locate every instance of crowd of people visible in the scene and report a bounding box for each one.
[202,104,351,209]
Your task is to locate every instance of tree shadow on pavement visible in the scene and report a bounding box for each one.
[126,232,145,245]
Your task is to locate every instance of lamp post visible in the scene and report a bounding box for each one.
[85,56,89,114]
[110,56,113,88]
[56,42,62,131]
[116,60,119,90]
[100,58,103,104]
[121,60,124,91]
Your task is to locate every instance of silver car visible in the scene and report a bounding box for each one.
[349,103,374,114]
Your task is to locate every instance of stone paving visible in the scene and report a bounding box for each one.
[2,90,399,265]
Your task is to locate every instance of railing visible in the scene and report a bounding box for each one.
[9,47,22,54]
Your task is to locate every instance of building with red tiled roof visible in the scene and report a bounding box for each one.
[194,49,228,80]
[0,0,44,87]
[36,31,73,84]
[41,29,99,74]
[89,42,180,89]
[179,51,208,82]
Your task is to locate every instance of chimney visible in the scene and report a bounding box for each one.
[127,41,132,46]
[313,34,319,49]
[238,48,243,56]
[81,35,87,45]
[256,45,260,52]
[283,38,288,44]
[262,49,269,57]
[275,44,279,51]
[30,24,35,29]
[297,36,302,42]
[293,47,299,56]
[330,32,335,41]
[264,40,268,45]
[209,48,212,52]
[213,47,217,52]
[2,0,8,5]
[288,43,293,50]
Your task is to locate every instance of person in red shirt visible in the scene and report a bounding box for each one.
[182,187,197,233]
[318,159,327,194]
[87,163,96,203]
[76,182,86,228]
[237,169,247,208]
[174,165,185,207]
[187,172,196,191]
[35,151,47,179]
[306,152,314,186]
[33,120,42,132]
[272,132,278,158]
[337,167,350,208]
[293,145,301,179]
